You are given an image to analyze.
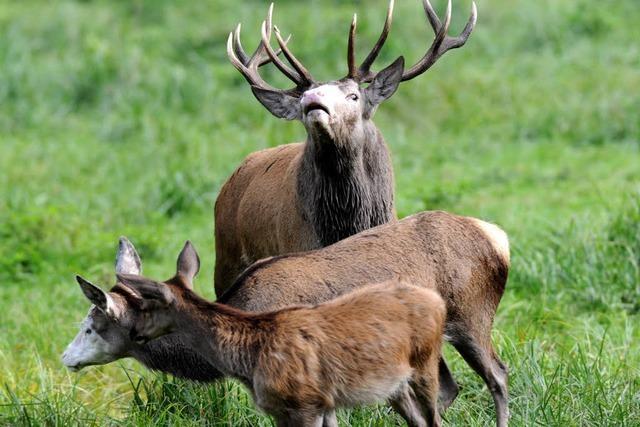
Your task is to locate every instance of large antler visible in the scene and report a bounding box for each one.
[401,0,477,81]
[227,3,315,94]
[347,0,477,83]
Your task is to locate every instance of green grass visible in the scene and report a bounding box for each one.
[1,0,639,425]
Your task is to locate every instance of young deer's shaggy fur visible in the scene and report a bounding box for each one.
[72,247,446,427]
[215,0,477,296]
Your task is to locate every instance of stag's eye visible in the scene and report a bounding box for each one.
[85,328,92,335]
[347,93,359,101]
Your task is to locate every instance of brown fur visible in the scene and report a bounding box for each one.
[219,210,511,427]
[214,144,316,291]
[129,279,445,427]
[214,132,395,296]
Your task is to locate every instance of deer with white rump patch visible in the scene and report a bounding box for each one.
[63,209,510,426]
[215,0,477,295]
[73,250,447,427]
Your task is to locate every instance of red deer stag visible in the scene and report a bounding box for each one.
[215,0,477,295]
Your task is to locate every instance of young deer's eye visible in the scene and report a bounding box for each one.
[134,335,148,345]
[347,93,359,101]
[85,328,92,335]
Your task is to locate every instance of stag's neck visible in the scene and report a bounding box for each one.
[298,122,394,246]
[303,120,375,173]
[174,297,269,384]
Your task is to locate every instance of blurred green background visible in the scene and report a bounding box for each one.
[0,0,638,425]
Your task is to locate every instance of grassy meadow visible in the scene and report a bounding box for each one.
[1,0,639,425]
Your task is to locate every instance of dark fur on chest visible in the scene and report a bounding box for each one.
[297,129,394,246]
[132,336,222,382]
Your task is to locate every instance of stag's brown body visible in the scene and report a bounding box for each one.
[214,135,394,294]
[215,0,477,296]
[125,277,446,427]
[220,210,510,427]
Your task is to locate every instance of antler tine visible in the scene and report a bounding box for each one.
[230,21,291,73]
[432,0,453,53]
[401,0,477,82]
[449,1,477,48]
[357,0,394,82]
[228,31,294,93]
[228,3,309,94]
[259,3,308,87]
[232,24,251,65]
[423,0,441,30]
[259,33,292,67]
[227,31,248,74]
[274,26,314,85]
[231,4,293,70]
[347,14,358,78]
[227,32,276,90]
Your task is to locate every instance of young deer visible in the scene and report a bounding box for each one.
[63,209,509,426]
[215,0,477,295]
[71,243,446,427]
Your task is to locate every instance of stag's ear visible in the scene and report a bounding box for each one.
[176,241,200,289]
[251,86,302,120]
[116,274,175,308]
[115,236,141,275]
[363,56,404,118]
[76,275,119,317]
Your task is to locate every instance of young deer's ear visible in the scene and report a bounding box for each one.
[115,236,141,275]
[363,56,404,118]
[116,274,175,308]
[76,275,119,317]
[251,86,302,120]
[176,241,200,289]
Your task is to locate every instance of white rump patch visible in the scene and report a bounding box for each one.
[470,218,510,265]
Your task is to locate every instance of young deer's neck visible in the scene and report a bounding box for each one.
[298,121,394,246]
[174,298,269,383]
[130,335,223,382]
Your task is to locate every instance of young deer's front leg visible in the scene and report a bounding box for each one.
[283,411,324,427]
[390,382,428,427]
[322,409,338,427]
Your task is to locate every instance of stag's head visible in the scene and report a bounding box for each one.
[228,0,476,142]
[61,238,199,371]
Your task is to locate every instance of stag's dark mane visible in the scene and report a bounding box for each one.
[298,123,393,246]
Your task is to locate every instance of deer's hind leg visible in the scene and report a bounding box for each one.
[438,356,460,410]
[449,322,509,427]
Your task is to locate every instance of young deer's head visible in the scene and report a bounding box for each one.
[61,238,199,371]
[228,0,476,144]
